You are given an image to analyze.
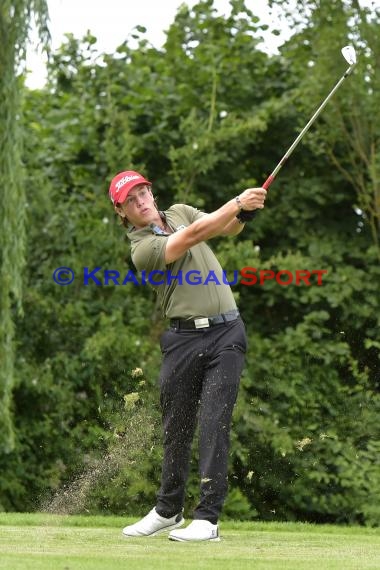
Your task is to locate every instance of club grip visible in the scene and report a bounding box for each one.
[262,175,275,190]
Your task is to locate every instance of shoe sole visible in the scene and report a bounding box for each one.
[122,518,185,538]
[168,535,221,542]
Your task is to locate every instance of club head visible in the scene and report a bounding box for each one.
[341,45,357,66]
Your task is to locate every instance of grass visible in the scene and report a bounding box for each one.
[0,513,379,570]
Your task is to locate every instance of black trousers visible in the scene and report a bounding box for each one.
[155,318,247,524]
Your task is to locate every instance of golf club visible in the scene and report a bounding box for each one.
[262,45,357,190]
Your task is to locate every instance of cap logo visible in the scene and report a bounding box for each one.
[115,174,140,192]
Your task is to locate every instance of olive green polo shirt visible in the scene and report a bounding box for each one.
[127,204,237,320]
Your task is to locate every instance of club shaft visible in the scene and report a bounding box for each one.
[263,64,355,190]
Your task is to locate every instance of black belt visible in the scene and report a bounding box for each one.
[170,310,240,330]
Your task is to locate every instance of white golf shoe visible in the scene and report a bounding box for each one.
[122,507,184,538]
[169,519,221,542]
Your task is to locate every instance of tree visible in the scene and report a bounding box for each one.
[0,0,49,452]
[269,0,380,255]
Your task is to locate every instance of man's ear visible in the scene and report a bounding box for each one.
[114,204,126,218]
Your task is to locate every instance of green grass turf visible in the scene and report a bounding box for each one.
[0,513,379,570]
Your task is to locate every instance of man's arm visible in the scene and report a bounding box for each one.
[165,188,266,264]
[219,217,245,236]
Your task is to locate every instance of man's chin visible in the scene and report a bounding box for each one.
[142,211,156,223]
[135,210,158,227]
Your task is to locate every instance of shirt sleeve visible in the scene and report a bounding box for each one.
[132,235,168,273]
[131,205,208,272]
[173,204,208,224]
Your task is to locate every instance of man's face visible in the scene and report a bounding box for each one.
[115,184,156,227]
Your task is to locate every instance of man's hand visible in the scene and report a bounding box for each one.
[237,187,267,211]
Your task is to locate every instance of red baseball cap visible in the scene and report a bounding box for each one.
[109,170,151,205]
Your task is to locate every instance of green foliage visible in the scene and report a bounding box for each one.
[274,0,380,254]
[0,0,378,527]
[0,0,49,453]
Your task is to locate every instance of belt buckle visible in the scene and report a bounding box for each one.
[194,317,210,329]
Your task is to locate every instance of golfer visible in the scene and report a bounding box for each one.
[109,170,266,542]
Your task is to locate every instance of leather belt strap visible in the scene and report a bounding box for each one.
[170,309,240,330]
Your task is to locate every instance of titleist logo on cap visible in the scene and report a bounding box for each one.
[115,175,140,192]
